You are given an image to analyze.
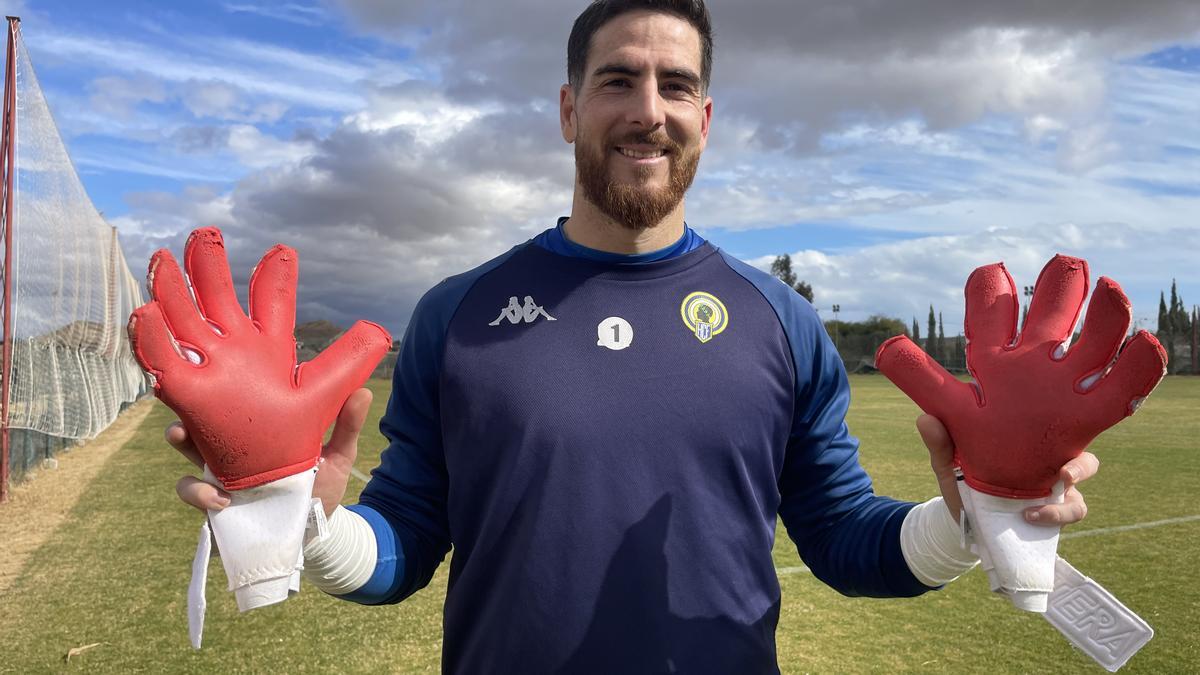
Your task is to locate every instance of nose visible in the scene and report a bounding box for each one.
[626,79,665,130]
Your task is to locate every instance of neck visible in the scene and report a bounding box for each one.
[564,188,686,254]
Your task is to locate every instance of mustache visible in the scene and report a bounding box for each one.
[612,131,681,154]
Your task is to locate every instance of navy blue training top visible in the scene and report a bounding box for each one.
[346,221,931,674]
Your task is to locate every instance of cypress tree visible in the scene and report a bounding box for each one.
[926,305,937,358]
[1170,280,1190,336]
[1193,306,1199,375]
[1158,291,1170,335]
[912,317,920,342]
[937,312,946,364]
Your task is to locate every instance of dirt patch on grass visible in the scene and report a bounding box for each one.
[0,398,155,595]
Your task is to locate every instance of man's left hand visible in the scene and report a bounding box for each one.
[915,413,1099,526]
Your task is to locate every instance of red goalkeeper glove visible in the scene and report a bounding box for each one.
[127,226,392,489]
[876,254,1165,499]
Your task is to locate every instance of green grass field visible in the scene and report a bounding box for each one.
[1,376,1196,673]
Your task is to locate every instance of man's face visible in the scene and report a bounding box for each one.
[561,11,712,231]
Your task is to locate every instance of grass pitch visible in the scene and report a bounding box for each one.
[0,376,1195,673]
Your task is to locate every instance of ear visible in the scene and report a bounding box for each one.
[698,95,713,153]
[560,83,577,144]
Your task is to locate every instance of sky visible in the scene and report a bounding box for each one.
[6,0,1200,338]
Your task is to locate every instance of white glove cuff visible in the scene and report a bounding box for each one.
[302,505,378,596]
[901,497,979,587]
[958,479,1064,612]
[204,465,315,610]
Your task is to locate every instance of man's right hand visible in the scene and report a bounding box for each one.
[171,387,374,518]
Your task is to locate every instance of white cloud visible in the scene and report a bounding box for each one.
[46,0,1198,337]
[86,75,168,120]
[35,31,367,111]
[226,125,316,168]
[180,80,290,123]
[750,222,1199,335]
[221,3,328,27]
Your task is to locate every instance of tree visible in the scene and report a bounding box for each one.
[769,254,814,303]
[937,312,946,365]
[1193,306,1199,375]
[926,305,936,358]
[1170,279,1190,337]
[911,316,920,342]
[794,280,814,303]
[769,254,797,288]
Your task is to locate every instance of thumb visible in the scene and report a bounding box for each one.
[916,413,963,523]
[323,387,373,468]
[314,388,372,518]
[302,320,392,405]
[876,335,974,420]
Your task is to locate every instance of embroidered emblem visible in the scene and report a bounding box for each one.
[489,296,557,326]
[680,291,728,343]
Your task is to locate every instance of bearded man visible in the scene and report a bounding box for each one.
[171,1,1101,672]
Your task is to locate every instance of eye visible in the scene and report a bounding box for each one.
[605,78,630,88]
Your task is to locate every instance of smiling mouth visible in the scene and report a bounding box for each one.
[616,147,667,159]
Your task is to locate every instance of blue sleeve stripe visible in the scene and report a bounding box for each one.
[339,504,406,605]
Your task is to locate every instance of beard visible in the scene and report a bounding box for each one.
[576,129,701,232]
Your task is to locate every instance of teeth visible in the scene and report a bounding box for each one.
[618,147,664,159]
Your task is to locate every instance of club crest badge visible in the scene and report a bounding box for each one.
[680,291,729,343]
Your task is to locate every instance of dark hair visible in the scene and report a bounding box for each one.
[567,0,713,94]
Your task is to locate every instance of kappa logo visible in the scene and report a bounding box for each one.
[489,295,557,326]
[680,291,729,343]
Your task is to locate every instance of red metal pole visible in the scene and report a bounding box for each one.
[0,16,19,502]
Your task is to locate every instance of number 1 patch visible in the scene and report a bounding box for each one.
[596,316,633,351]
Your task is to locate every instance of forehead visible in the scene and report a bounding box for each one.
[586,10,702,74]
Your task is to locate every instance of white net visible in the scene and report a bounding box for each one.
[2,25,146,442]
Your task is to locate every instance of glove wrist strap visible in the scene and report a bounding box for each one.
[186,467,315,648]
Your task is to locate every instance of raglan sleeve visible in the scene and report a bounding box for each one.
[775,297,933,598]
[337,281,456,605]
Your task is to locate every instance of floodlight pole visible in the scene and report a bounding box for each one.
[832,304,841,353]
[1022,285,1034,330]
[0,16,19,502]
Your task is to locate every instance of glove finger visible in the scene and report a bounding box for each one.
[183,227,246,333]
[963,262,1018,350]
[1087,331,1166,424]
[128,301,188,386]
[247,244,298,338]
[875,335,975,418]
[299,320,392,407]
[1065,276,1131,376]
[148,249,217,348]
[1023,254,1088,348]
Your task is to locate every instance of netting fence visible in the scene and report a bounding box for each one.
[1,20,147,493]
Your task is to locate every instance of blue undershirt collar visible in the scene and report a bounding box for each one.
[534,216,705,263]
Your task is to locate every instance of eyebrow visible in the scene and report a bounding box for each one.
[591,63,702,88]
